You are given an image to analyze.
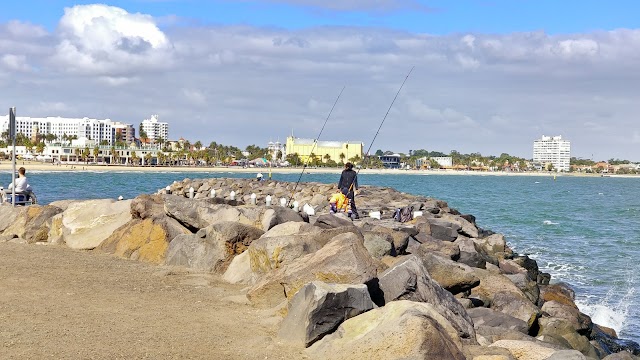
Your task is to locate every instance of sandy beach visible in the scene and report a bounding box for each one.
[0,160,628,178]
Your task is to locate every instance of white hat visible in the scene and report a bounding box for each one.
[257,172,263,178]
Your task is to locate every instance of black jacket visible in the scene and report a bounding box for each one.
[338,169,358,193]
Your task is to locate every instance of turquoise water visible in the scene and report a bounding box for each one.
[2,170,638,341]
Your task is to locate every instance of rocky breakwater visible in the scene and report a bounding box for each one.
[0,177,638,360]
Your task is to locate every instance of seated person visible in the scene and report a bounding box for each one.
[329,189,348,214]
[7,166,33,201]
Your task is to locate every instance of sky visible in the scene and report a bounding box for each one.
[1,1,640,161]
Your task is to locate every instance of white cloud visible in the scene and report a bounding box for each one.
[1,54,31,72]
[51,4,173,75]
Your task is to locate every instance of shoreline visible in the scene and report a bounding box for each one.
[0,161,635,178]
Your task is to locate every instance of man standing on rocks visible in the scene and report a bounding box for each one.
[338,162,359,219]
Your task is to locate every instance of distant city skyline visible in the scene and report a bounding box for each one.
[1,1,640,161]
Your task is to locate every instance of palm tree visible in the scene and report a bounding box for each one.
[93,146,100,163]
[82,146,90,164]
[323,154,331,165]
[194,141,202,151]
[130,152,139,166]
[339,152,346,165]
[36,142,45,155]
[110,147,118,165]
[74,147,81,162]
[145,152,153,166]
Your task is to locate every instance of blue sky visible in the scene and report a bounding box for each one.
[3,0,639,35]
[1,1,640,160]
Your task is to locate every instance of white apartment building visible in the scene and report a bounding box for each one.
[141,114,168,143]
[532,135,571,172]
[0,116,116,145]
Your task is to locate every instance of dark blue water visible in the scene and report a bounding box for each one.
[2,170,638,341]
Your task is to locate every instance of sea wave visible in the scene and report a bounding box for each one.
[543,220,559,225]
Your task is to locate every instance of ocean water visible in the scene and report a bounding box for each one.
[2,169,638,342]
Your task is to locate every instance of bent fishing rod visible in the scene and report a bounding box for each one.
[347,66,414,194]
[287,86,346,207]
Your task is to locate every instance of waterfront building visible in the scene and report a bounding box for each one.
[378,153,401,168]
[285,136,363,165]
[0,115,116,145]
[532,135,571,172]
[141,115,168,143]
[267,140,284,161]
[112,122,136,144]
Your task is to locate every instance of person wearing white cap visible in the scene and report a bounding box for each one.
[256,172,264,181]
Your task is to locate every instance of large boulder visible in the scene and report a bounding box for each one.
[0,205,24,234]
[163,196,263,230]
[537,317,599,358]
[541,301,592,334]
[246,232,378,308]
[313,213,356,229]
[470,268,540,324]
[456,236,488,269]
[414,234,460,260]
[441,213,479,238]
[248,226,361,274]
[474,233,512,260]
[278,281,374,347]
[0,205,63,243]
[306,300,466,360]
[466,307,529,334]
[261,207,306,231]
[98,217,190,264]
[165,221,264,272]
[416,251,480,295]
[372,255,476,342]
[362,231,393,259]
[48,199,132,249]
[428,218,461,242]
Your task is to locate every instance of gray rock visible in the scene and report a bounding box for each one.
[313,213,355,229]
[466,307,529,334]
[541,301,592,334]
[372,255,476,341]
[306,300,466,360]
[362,231,393,259]
[429,218,461,242]
[261,207,306,231]
[416,251,480,295]
[165,221,264,272]
[247,232,377,308]
[249,226,361,274]
[278,281,374,347]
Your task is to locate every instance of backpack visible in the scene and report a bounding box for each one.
[394,206,414,223]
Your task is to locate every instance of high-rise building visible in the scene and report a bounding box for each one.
[532,135,571,172]
[140,115,168,143]
[0,116,116,145]
[112,122,135,144]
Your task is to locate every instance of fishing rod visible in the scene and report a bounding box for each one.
[287,86,346,206]
[347,67,414,194]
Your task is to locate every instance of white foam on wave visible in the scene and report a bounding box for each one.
[543,220,559,225]
[577,286,635,335]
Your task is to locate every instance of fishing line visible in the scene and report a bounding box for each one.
[348,66,414,193]
[287,86,346,206]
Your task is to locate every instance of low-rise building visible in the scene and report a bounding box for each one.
[285,135,363,165]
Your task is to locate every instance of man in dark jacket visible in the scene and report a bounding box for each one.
[338,162,359,219]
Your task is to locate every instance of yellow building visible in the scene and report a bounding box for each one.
[285,136,363,165]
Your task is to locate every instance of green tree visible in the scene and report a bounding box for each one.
[93,146,100,163]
